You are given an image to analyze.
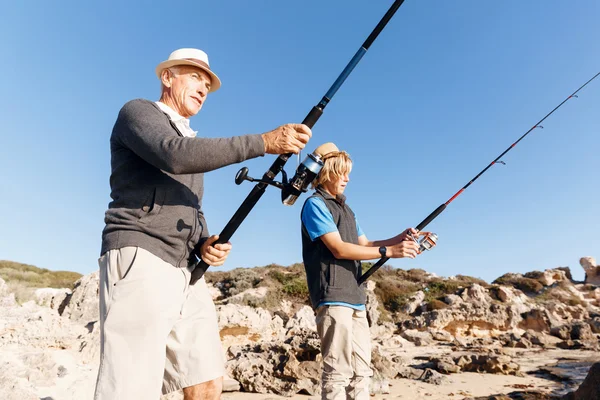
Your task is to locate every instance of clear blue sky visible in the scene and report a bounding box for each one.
[1,1,598,283]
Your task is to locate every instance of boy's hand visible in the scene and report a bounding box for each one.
[397,228,433,243]
[397,228,419,242]
[388,240,420,259]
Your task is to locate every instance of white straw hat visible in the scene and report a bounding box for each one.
[155,48,221,92]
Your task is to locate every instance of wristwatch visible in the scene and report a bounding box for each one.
[378,246,387,258]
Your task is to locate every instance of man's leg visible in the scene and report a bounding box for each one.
[182,377,223,400]
[162,275,225,398]
[94,247,184,400]
[316,305,354,400]
[346,309,373,400]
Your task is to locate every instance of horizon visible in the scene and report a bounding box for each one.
[1,1,598,283]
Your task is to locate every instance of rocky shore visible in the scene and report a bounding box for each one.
[1,257,600,399]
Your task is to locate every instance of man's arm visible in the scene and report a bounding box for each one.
[116,99,310,175]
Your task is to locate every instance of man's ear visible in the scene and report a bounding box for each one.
[160,69,173,88]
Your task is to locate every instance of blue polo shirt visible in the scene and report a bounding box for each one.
[301,196,366,311]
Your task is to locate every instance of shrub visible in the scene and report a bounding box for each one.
[493,273,543,294]
[282,277,309,297]
[426,299,448,311]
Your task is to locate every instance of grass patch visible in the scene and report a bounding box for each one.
[0,260,81,289]
[0,260,82,304]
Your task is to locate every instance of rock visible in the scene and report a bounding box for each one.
[207,282,222,300]
[371,345,401,380]
[551,322,594,342]
[443,294,463,306]
[419,368,447,385]
[223,376,241,392]
[519,309,553,332]
[400,329,434,346]
[371,321,396,340]
[537,269,569,287]
[462,284,490,306]
[226,337,320,396]
[34,288,71,310]
[429,329,455,342]
[0,277,8,297]
[223,286,269,304]
[402,290,425,315]
[365,280,380,326]
[369,377,390,395]
[454,354,522,376]
[60,271,100,324]
[430,356,461,374]
[285,306,316,332]
[1,292,17,307]
[523,330,562,348]
[589,317,600,334]
[580,257,600,286]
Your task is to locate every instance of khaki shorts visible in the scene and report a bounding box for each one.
[94,247,224,400]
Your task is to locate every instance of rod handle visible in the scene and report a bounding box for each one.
[303,106,324,129]
[416,204,446,231]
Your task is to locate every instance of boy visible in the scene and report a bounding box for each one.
[300,142,421,400]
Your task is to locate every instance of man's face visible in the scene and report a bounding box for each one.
[165,66,212,118]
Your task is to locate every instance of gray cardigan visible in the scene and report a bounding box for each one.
[101,99,265,268]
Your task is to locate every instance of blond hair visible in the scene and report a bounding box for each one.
[312,151,352,189]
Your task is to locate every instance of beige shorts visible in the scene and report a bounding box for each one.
[94,247,224,400]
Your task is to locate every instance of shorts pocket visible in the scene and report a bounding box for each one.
[105,247,139,315]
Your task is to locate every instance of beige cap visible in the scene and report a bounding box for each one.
[313,142,339,157]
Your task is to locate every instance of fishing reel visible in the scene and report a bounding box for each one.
[234,151,325,206]
[407,231,438,254]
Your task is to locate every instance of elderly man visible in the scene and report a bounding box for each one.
[96,48,312,400]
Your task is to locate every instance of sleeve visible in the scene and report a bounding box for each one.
[301,197,338,241]
[115,99,266,174]
[355,216,365,237]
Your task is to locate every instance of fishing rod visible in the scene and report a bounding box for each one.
[359,70,600,285]
[190,0,407,285]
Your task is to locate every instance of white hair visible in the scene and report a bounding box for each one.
[159,66,184,93]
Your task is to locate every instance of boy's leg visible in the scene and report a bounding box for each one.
[316,305,354,400]
[346,309,373,400]
[94,247,185,400]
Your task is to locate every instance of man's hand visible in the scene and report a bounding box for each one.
[262,124,312,154]
[200,235,232,266]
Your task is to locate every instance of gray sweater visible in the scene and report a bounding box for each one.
[101,99,265,268]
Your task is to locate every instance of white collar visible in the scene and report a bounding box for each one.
[155,101,197,137]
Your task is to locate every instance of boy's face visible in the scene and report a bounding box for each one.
[323,170,350,196]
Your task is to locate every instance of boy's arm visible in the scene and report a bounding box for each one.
[358,230,416,247]
[321,231,418,260]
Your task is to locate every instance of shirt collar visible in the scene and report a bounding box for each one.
[155,101,197,138]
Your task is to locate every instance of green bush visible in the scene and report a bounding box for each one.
[282,277,309,296]
[493,273,543,294]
